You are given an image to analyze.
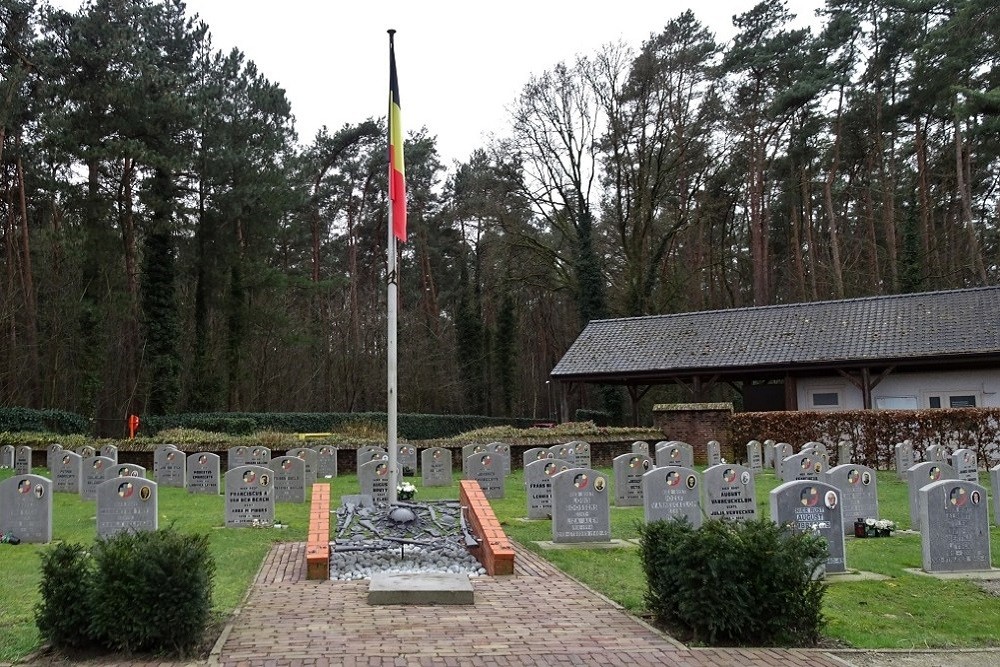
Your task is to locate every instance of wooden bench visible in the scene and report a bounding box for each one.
[306,483,331,580]
[459,480,515,575]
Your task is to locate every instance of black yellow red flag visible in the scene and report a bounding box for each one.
[388,31,406,242]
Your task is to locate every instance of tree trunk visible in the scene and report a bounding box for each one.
[954,119,988,282]
[15,151,40,406]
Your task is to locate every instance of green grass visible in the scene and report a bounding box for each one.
[2,464,999,659]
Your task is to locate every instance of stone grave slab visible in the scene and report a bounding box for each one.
[746,440,763,471]
[769,480,847,573]
[0,444,14,468]
[97,477,158,538]
[81,456,115,501]
[631,441,650,456]
[837,440,852,466]
[925,444,947,462]
[228,446,250,470]
[703,463,756,522]
[706,440,722,467]
[825,464,878,533]
[522,447,553,468]
[655,442,694,469]
[802,441,828,456]
[466,452,504,499]
[551,467,610,543]
[106,463,146,481]
[75,445,96,459]
[524,458,569,519]
[53,451,83,493]
[780,452,827,482]
[421,447,452,487]
[287,447,318,486]
[46,444,64,471]
[14,446,32,474]
[247,446,271,467]
[461,444,488,477]
[613,453,652,507]
[99,444,118,463]
[642,466,702,527]
[566,441,591,469]
[919,480,991,572]
[396,444,418,476]
[486,442,512,476]
[907,462,957,531]
[315,445,338,479]
[225,465,274,527]
[357,446,388,476]
[952,448,978,483]
[153,444,179,478]
[368,572,474,605]
[772,443,793,476]
[0,474,52,543]
[358,459,400,505]
[158,447,186,488]
[992,464,1000,528]
[763,441,774,469]
[548,443,577,467]
[186,452,221,494]
[269,456,306,503]
[895,442,915,480]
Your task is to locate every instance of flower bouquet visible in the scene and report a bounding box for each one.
[855,517,895,537]
[397,481,417,501]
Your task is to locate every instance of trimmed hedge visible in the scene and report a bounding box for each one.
[0,407,88,435]
[575,409,611,426]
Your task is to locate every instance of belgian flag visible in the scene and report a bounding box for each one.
[388,30,406,243]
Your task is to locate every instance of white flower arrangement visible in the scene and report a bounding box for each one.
[874,519,896,531]
[396,481,417,500]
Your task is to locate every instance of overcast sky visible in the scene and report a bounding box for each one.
[50,0,824,165]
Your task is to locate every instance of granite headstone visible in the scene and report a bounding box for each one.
[567,441,591,469]
[837,440,852,466]
[769,480,846,573]
[356,446,388,475]
[991,464,1000,528]
[486,442,512,476]
[97,477,158,538]
[613,453,653,507]
[925,444,947,463]
[825,464,879,533]
[919,480,991,572]
[631,441,650,456]
[461,444,488,477]
[706,440,722,467]
[315,445,338,479]
[46,443,64,471]
[186,452,221,495]
[99,444,119,463]
[780,452,827,482]
[0,444,14,468]
[746,440,763,472]
[268,456,306,503]
[907,461,957,531]
[642,466,703,527]
[75,445,96,459]
[358,459,400,505]
[153,444,179,478]
[656,442,694,469]
[895,442,914,480]
[702,463,756,522]
[551,468,611,543]
[548,443,577,466]
[396,444,418,476]
[466,453,504,499]
[225,465,274,527]
[522,447,553,468]
[106,463,146,480]
[772,443,793,476]
[81,456,115,501]
[158,447,186,488]
[53,451,83,493]
[14,445,32,474]
[287,447,318,486]
[524,458,569,519]
[421,447,452,487]
[0,474,52,543]
[952,448,978,483]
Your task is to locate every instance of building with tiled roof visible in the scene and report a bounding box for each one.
[551,286,1000,418]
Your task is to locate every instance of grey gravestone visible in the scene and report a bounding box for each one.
[706,441,722,467]
[53,451,83,493]
[153,444,179,478]
[522,447,553,468]
[567,441,591,469]
[763,441,775,468]
[461,444,488,477]
[466,453,504,499]
[837,440,852,466]
[991,464,1000,528]
[925,444,947,463]
[158,448,186,488]
[268,456,306,503]
[357,446,388,475]
[247,446,271,467]
[46,443,64,471]
[613,453,653,507]
[551,468,611,543]
[769,480,846,573]
[75,445,96,459]
[228,446,251,470]
[895,442,915,480]
[486,442,512,476]
[225,465,274,527]
[14,446,32,474]
[186,452,221,495]
[396,444,418,476]
[919,480,991,572]
[106,463,146,481]
[773,443,793,476]
[746,441,763,472]
[81,456,115,501]
[1,444,14,468]
[825,464,879,533]
[632,441,650,456]
[802,441,828,456]
[656,442,693,469]
[642,466,703,527]
[100,444,118,463]
[0,474,52,543]
[524,458,569,519]
[287,447,318,486]
[421,447,452,487]
[315,445,338,478]
[548,443,577,466]
[780,452,827,482]
[907,462,957,531]
[358,459,399,505]
[952,448,978,483]
[703,464,756,522]
[97,477,158,538]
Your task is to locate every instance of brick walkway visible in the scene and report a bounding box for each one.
[213,543,854,667]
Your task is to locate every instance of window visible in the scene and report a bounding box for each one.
[812,392,840,407]
[927,394,979,409]
[928,396,941,409]
[949,395,977,408]
[875,396,918,410]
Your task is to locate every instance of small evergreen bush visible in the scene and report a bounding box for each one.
[639,518,827,646]
[35,543,96,649]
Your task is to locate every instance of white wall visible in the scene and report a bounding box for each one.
[796,369,1000,411]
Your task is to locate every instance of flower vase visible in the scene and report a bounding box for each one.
[878,528,892,538]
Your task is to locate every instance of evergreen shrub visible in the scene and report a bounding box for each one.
[639,518,827,646]
[0,407,88,435]
[35,543,96,649]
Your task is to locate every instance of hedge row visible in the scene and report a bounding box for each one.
[0,407,89,435]
[730,408,1000,468]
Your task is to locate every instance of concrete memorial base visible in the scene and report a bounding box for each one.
[533,539,636,550]
[905,567,1000,580]
[367,572,473,605]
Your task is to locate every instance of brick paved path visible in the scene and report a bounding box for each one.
[214,543,854,667]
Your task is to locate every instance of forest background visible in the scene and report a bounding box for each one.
[0,0,997,435]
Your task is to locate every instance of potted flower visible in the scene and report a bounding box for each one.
[874,518,896,537]
[397,481,417,501]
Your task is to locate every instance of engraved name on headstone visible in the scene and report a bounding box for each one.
[247,446,271,466]
[421,447,452,487]
[919,480,991,572]
[802,441,828,456]
[158,448,186,488]
[316,445,338,479]
[524,458,569,519]
[551,468,611,543]
[952,448,978,483]
[14,445,32,474]
[907,461,957,531]
[268,456,306,503]
[467,453,504,499]
[747,440,763,472]
[97,477,158,538]
[780,452,827,482]
[706,440,722,467]
[358,459,400,505]
[486,442,512,476]
[522,447,553,468]
[229,446,250,470]
[0,474,52,543]
[356,446,388,476]
[153,444,179,478]
[655,442,694,469]
[567,441,591,469]
[642,466,703,528]
[106,463,147,481]
[769,480,846,573]
[825,464,878,534]
[613,453,653,507]
[225,465,274,527]
[286,447,318,486]
[186,452,221,495]
[75,445,96,459]
[99,444,118,463]
[548,443,577,467]
[895,442,914,480]
[53,452,83,493]
[396,444,418,476]
[703,464,756,522]
[81,456,115,501]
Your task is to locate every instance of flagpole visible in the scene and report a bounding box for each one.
[387,28,399,505]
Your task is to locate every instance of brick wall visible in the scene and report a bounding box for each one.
[651,403,734,464]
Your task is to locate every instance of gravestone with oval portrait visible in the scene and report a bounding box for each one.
[566,441,591,469]
[769,480,846,573]
[153,444,179,478]
[97,477,158,538]
[907,461,957,531]
[99,444,118,463]
[466,452,504,499]
[0,474,52,543]
[315,445,338,478]
[524,458,569,519]
[780,452,827,483]
[548,443,577,467]
[894,441,915,480]
[461,444,488,477]
[225,465,274,527]
[522,447,553,468]
[486,442,512,476]
[81,456,115,501]
[642,466,703,527]
[396,444,418,476]
[925,444,947,463]
[356,446,388,476]
[247,446,271,467]
[613,452,652,507]
[105,463,146,481]
[746,440,763,472]
[14,445,32,475]
[158,447,187,488]
[551,468,611,543]
[186,452,221,495]
[990,464,1000,528]
[268,456,306,503]
[46,444,64,471]
[632,441,650,456]
[53,451,83,494]
[656,442,694,469]
[421,447,453,487]
[286,447,318,486]
[825,464,878,533]
[952,448,978,483]
[228,446,250,470]
[919,480,991,572]
[358,459,401,505]
[703,463,756,522]
[75,445,96,459]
